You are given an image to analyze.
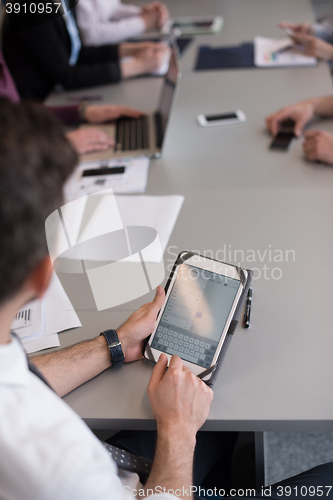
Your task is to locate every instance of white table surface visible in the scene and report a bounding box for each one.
[46,0,333,431]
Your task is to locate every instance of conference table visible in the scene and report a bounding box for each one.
[46,0,333,485]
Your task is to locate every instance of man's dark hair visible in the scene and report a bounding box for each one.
[0,97,77,304]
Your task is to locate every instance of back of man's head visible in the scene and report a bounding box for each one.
[0,97,77,305]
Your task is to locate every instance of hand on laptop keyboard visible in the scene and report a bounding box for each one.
[83,105,143,124]
[66,128,114,154]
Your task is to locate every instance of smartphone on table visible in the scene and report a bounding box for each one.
[145,253,246,382]
[197,111,246,127]
[270,119,296,150]
[162,16,223,35]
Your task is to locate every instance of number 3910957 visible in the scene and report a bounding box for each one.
[5,3,62,14]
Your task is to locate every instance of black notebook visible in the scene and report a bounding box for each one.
[195,43,254,70]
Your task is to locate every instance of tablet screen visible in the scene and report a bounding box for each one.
[151,263,241,368]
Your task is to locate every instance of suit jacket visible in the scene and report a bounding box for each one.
[0,48,81,123]
[2,10,121,101]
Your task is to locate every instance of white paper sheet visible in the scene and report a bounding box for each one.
[12,300,42,339]
[22,334,60,355]
[254,36,317,67]
[64,157,150,201]
[43,272,82,336]
[12,273,82,353]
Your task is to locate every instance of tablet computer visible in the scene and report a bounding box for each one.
[144,252,251,383]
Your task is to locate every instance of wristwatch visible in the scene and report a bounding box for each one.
[100,329,124,368]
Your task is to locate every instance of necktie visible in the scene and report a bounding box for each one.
[61,0,82,66]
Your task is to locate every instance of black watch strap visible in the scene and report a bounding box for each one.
[100,329,124,368]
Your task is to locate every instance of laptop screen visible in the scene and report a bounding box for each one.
[156,47,179,144]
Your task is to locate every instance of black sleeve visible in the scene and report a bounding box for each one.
[78,44,120,64]
[46,105,80,124]
[3,14,121,96]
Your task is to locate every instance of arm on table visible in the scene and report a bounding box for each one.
[32,287,165,397]
[76,0,144,46]
[79,18,145,45]
[266,96,333,136]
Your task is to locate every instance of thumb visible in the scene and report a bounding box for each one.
[148,353,168,392]
[146,287,165,319]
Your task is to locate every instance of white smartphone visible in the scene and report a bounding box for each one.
[145,254,245,380]
[197,111,246,127]
[162,16,223,35]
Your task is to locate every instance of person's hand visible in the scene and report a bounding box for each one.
[117,286,165,362]
[265,100,316,137]
[155,2,169,28]
[65,128,114,154]
[147,354,213,440]
[290,32,333,60]
[279,21,314,36]
[302,130,333,164]
[121,44,171,78]
[142,1,169,28]
[141,8,160,31]
[84,105,143,123]
[120,41,164,58]
[136,44,170,73]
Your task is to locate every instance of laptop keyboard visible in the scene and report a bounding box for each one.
[115,115,149,151]
[153,326,215,368]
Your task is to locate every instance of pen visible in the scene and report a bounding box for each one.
[271,44,293,57]
[82,166,126,177]
[243,287,252,328]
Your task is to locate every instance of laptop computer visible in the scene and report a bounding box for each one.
[80,45,181,163]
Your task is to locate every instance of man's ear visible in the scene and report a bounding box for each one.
[27,256,53,299]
